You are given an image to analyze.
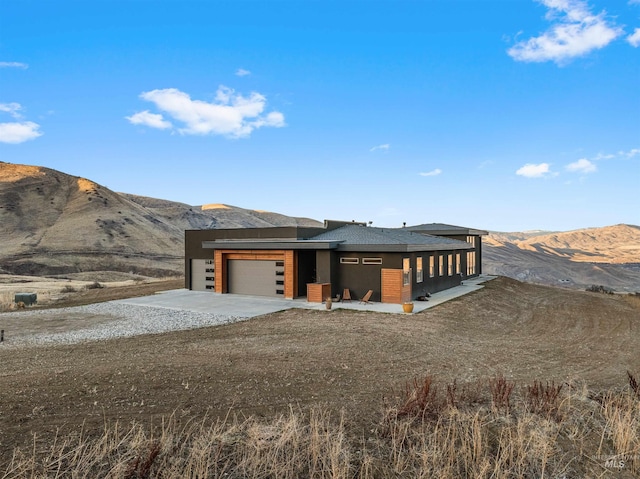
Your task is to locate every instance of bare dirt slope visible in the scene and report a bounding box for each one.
[484,224,640,291]
[0,162,320,276]
[0,276,638,462]
[487,224,640,264]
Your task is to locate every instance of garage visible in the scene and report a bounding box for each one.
[227,260,284,297]
[190,259,214,291]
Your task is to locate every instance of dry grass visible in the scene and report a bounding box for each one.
[623,293,640,309]
[4,378,639,479]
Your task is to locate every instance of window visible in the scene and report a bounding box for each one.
[362,257,382,265]
[416,257,423,283]
[205,268,214,273]
[448,254,453,276]
[467,236,476,247]
[456,253,461,275]
[276,289,284,295]
[276,270,285,276]
[205,285,215,290]
[340,257,359,264]
[438,255,444,276]
[205,259,214,265]
[403,258,411,285]
[467,251,476,275]
[429,256,435,277]
[276,280,284,285]
[276,261,284,267]
[205,276,214,281]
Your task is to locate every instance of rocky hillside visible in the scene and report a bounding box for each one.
[484,225,640,292]
[0,162,319,277]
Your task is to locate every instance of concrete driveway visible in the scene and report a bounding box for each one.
[115,276,495,317]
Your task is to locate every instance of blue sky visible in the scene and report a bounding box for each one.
[1,0,638,231]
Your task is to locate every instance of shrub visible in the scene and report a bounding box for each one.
[85,281,104,290]
[586,284,614,294]
[61,285,76,293]
[489,373,515,413]
[525,380,564,421]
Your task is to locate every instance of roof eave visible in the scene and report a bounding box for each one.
[202,240,341,250]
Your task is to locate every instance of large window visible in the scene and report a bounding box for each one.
[416,257,423,283]
[467,235,476,247]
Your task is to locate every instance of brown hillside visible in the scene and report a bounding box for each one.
[484,224,640,291]
[488,224,640,264]
[0,162,320,276]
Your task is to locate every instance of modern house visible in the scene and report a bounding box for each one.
[184,220,487,304]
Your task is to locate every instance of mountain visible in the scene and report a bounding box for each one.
[0,162,320,277]
[3,161,638,290]
[483,225,640,292]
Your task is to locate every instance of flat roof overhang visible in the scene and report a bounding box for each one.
[202,240,341,250]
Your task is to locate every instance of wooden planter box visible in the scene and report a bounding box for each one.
[307,283,331,303]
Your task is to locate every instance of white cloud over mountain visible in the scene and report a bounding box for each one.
[128,86,285,138]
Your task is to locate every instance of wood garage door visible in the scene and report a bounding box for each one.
[228,260,282,297]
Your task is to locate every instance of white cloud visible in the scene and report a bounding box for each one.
[126,110,172,129]
[627,28,640,47]
[508,0,623,64]
[370,143,390,152]
[0,121,42,143]
[566,158,596,173]
[130,86,285,138]
[235,68,251,77]
[625,148,640,158]
[0,102,23,119]
[594,152,615,160]
[419,168,442,177]
[516,163,551,178]
[0,61,28,69]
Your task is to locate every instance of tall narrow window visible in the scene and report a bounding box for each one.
[429,256,435,277]
[448,254,453,276]
[403,258,411,286]
[416,257,423,283]
[456,253,461,275]
[467,251,476,276]
[438,255,444,276]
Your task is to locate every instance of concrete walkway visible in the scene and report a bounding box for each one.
[116,275,496,317]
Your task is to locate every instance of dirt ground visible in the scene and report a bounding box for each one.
[0,276,639,462]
